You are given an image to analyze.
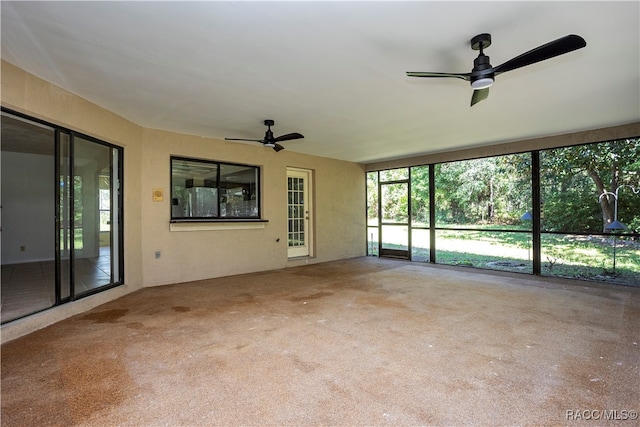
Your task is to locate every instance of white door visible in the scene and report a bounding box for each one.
[287,168,312,258]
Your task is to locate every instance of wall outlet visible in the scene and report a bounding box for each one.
[155,251,161,259]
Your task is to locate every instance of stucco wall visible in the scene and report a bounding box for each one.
[139,128,365,286]
[1,60,365,341]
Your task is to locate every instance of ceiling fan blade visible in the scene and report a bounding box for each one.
[406,71,471,81]
[225,138,264,143]
[471,88,490,106]
[274,132,304,143]
[273,144,285,152]
[493,34,586,75]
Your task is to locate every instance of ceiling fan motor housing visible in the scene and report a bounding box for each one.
[263,119,276,146]
[470,34,495,89]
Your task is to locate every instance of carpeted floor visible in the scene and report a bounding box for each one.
[2,257,639,426]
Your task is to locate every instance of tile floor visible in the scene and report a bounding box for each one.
[1,261,55,323]
[1,250,111,324]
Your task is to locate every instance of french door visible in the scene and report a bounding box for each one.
[287,168,313,258]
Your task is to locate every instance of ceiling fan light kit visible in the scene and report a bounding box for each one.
[225,119,304,152]
[407,33,586,106]
[471,77,494,90]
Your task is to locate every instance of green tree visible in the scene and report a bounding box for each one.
[410,165,429,226]
[541,139,640,232]
[434,154,531,226]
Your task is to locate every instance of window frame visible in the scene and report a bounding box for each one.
[366,137,640,286]
[170,156,262,222]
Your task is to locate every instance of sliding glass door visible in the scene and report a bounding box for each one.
[1,114,56,321]
[72,136,120,296]
[1,110,124,324]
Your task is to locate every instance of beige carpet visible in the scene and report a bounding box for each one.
[2,257,639,426]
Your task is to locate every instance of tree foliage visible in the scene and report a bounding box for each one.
[434,154,531,227]
[367,138,640,234]
[410,166,429,226]
[541,138,640,232]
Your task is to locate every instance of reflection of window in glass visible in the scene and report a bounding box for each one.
[73,175,84,249]
[171,157,260,219]
[99,175,110,232]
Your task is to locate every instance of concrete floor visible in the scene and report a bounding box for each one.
[1,257,638,426]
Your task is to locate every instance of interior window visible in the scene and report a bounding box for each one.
[171,157,260,220]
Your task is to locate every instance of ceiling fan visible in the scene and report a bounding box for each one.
[225,119,304,152]
[407,33,586,106]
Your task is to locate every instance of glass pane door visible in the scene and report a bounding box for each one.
[287,168,312,258]
[73,137,114,295]
[380,181,410,259]
[1,114,56,322]
[1,111,124,324]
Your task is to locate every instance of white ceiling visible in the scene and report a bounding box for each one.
[2,1,639,164]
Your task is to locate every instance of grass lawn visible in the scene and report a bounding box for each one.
[370,227,640,287]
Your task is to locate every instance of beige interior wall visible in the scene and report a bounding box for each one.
[140,128,365,286]
[1,61,365,340]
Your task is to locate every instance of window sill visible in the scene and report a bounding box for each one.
[170,219,268,232]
